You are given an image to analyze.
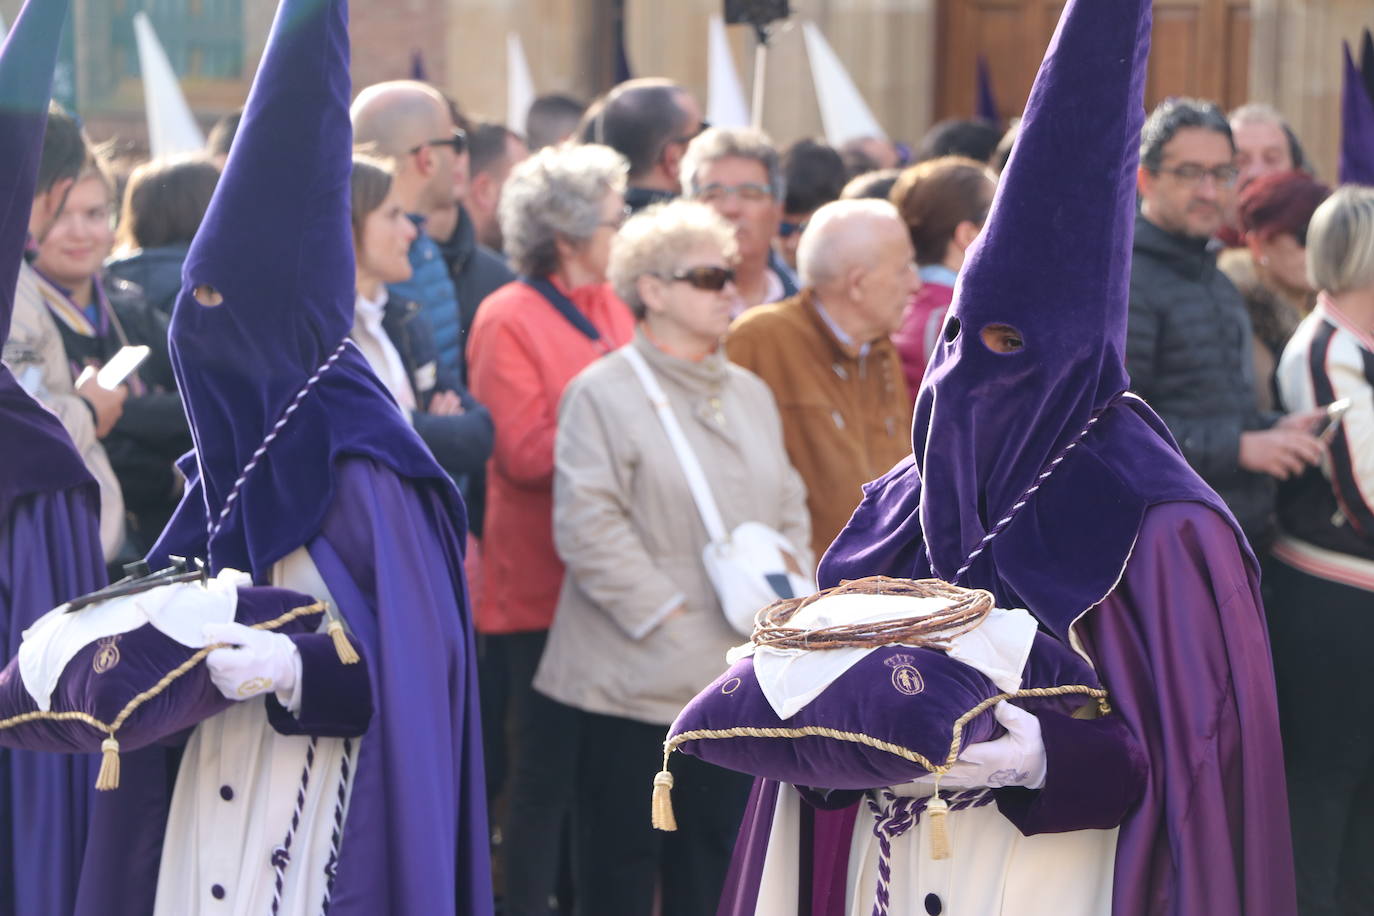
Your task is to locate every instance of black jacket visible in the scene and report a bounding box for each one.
[380,295,493,533]
[1126,214,1278,547]
[105,243,190,317]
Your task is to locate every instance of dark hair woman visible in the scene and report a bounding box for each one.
[105,154,220,316]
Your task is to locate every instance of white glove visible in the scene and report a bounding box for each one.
[924,701,1047,790]
[203,622,302,712]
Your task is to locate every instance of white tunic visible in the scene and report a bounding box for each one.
[153,549,359,916]
[751,781,1117,915]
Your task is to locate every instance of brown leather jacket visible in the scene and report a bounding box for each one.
[726,290,913,561]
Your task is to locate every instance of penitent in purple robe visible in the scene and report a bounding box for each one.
[718,500,1295,915]
[80,458,490,915]
[0,1,108,913]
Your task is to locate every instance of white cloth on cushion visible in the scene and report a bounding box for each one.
[730,592,1039,719]
[18,568,250,710]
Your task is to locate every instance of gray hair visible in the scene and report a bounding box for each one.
[1307,185,1374,295]
[499,143,629,277]
[1139,98,1234,172]
[608,200,738,318]
[681,127,784,200]
[797,198,904,288]
[1228,102,1308,172]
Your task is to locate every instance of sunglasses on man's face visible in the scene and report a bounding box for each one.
[409,128,468,157]
[668,265,735,292]
[778,219,809,239]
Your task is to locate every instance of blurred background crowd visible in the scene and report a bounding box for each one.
[6,3,1374,914]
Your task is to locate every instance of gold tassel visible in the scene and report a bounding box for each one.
[95,737,121,791]
[327,619,360,665]
[651,768,677,832]
[926,789,951,860]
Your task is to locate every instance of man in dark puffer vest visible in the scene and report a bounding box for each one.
[1128,98,1324,551]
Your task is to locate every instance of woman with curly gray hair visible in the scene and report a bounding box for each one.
[535,200,811,915]
[465,142,636,915]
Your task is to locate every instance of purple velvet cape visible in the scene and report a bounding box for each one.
[718,502,1295,915]
[1340,36,1374,185]
[0,2,107,914]
[82,459,492,915]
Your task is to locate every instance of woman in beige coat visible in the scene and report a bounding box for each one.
[535,200,811,916]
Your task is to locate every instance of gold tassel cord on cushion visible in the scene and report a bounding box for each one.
[95,736,121,791]
[651,748,678,832]
[327,619,360,665]
[925,780,951,861]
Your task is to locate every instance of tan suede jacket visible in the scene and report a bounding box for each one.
[726,290,913,562]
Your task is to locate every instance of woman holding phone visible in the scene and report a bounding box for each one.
[1271,185,1374,913]
[21,145,189,560]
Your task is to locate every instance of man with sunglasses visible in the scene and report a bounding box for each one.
[1128,98,1324,552]
[578,78,704,213]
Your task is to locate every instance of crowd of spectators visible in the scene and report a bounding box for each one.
[6,72,1372,915]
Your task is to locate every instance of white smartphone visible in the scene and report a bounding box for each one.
[75,345,151,391]
[1317,397,1352,444]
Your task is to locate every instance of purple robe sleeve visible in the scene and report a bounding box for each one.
[993,709,1147,834]
[264,633,372,738]
[1080,501,1296,916]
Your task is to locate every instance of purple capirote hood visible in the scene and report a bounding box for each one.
[1339,35,1374,185]
[153,0,455,579]
[821,0,1244,641]
[0,0,94,524]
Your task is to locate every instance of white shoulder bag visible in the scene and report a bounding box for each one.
[622,346,815,635]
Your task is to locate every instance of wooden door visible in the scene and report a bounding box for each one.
[936,0,1251,125]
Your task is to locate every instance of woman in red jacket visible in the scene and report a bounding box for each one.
[466,142,635,915]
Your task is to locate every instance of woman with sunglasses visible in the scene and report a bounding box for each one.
[535,200,810,916]
[465,142,636,915]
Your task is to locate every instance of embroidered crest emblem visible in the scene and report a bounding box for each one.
[884,654,924,697]
[92,636,122,674]
[721,677,742,695]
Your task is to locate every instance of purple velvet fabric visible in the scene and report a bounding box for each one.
[0,586,325,755]
[0,490,104,916]
[0,0,93,530]
[1340,38,1374,185]
[717,502,1295,915]
[670,635,1100,790]
[887,0,1245,644]
[99,460,493,916]
[152,0,456,579]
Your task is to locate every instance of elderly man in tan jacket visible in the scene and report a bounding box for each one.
[726,198,917,562]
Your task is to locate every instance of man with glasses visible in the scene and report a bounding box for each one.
[578,77,704,212]
[1129,98,1323,550]
[682,127,798,315]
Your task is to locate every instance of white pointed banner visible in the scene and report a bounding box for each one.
[506,32,536,134]
[707,15,750,129]
[802,21,886,146]
[133,12,205,158]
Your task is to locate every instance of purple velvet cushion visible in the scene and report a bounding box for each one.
[0,586,324,755]
[667,632,1102,791]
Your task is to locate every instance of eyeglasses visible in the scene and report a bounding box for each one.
[409,128,468,157]
[696,182,774,204]
[666,265,735,291]
[779,219,809,238]
[1152,163,1239,188]
[673,120,710,146]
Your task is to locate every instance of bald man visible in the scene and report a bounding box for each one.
[725,199,918,562]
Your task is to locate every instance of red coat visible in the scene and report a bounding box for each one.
[891,280,954,402]
[466,278,635,633]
